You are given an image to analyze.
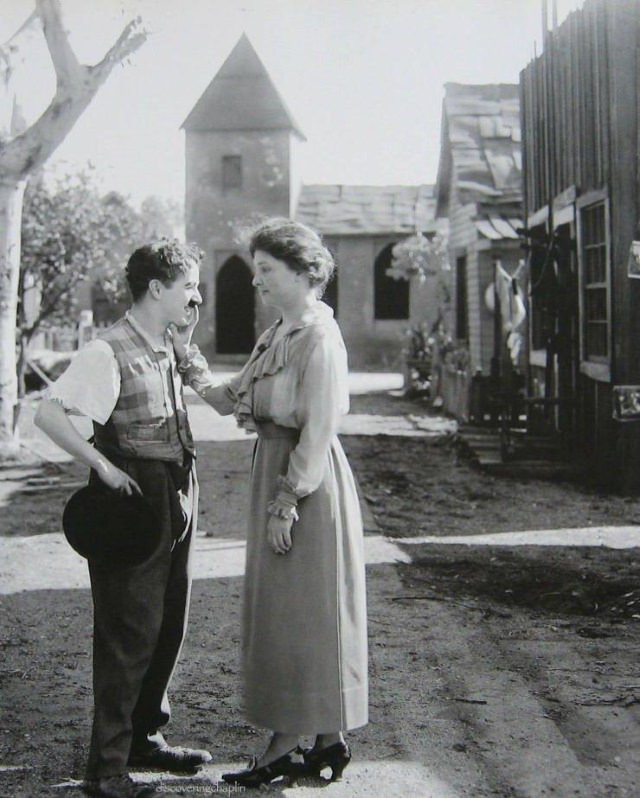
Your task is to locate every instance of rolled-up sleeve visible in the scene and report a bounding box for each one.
[46,340,119,425]
[280,332,349,500]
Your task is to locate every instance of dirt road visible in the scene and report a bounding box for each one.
[2,390,640,797]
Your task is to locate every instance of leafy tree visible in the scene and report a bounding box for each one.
[389,232,455,401]
[389,232,452,328]
[95,193,185,311]
[140,196,184,240]
[388,232,449,282]
[18,170,180,394]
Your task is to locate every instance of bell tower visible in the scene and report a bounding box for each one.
[182,34,305,355]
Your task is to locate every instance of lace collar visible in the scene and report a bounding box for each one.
[233,301,334,430]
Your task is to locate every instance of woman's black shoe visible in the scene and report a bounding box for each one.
[303,741,351,781]
[221,747,305,788]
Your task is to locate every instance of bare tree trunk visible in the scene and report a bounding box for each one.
[0,180,26,455]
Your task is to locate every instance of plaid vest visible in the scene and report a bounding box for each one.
[93,317,195,461]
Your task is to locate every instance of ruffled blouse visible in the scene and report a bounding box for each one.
[179,301,350,504]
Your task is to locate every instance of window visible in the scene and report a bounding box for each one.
[579,200,609,361]
[528,224,557,351]
[455,255,468,340]
[374,243,409,320]
[222,155,242,189]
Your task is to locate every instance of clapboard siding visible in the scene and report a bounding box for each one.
[521,0,640,489]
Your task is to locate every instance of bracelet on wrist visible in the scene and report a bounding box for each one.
[275,474,301,503]
[177,344,202,373]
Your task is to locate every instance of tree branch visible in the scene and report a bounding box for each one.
[36,0,82,87]
[90,17,147,83]
[0,5,147,180]
[35,273,85,325]
[3,10,40,48]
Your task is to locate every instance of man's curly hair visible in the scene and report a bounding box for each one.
[126,238,204,302]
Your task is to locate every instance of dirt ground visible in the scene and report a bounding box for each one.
[2,390,640,797]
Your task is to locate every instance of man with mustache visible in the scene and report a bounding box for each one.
[35,240,211,798]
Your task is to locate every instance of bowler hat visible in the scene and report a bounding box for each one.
[62,483,161,566]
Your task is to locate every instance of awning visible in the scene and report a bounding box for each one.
[475,217,521,240]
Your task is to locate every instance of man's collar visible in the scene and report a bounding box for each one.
[125,310,170,353]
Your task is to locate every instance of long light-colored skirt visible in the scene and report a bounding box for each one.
[242,422,368,734]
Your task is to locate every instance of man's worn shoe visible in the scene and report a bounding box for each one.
[128,745,212,773]
[83,773,156,798]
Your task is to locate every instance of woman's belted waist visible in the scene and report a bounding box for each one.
[255,421,300,441]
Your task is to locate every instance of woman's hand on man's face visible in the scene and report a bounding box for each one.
[169,305,199,358]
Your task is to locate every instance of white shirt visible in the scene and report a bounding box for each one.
[46,312,177,426]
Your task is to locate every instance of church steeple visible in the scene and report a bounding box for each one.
[182,33,305,139]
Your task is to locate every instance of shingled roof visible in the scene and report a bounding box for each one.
[182,34,305,139]
[435,83,522,218]
[295,184,443,236]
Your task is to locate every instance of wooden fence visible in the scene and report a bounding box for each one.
[28,321,111,353]
[441,365,470,422]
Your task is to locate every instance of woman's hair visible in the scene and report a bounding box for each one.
[126,238,204,302]
[249,218,335,295]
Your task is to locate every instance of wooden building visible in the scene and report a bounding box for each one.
[183,35,446,368]
[435,83,523,415]
[520,0,640,489]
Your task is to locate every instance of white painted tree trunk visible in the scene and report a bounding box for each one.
[0,0,146,458]
[0,180,26,455]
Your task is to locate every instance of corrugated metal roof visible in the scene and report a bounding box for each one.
[295,184,444,235]
[182,34,305,139]
[436,83,523,218]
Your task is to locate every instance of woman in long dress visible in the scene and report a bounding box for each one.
[173,218,368,787]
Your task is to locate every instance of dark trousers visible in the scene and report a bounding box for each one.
[85,456,198,779]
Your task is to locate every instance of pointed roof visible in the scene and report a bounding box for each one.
[182,34,305,139]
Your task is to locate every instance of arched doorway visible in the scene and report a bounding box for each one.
[216,255,255,354]
[374,243,409,319]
